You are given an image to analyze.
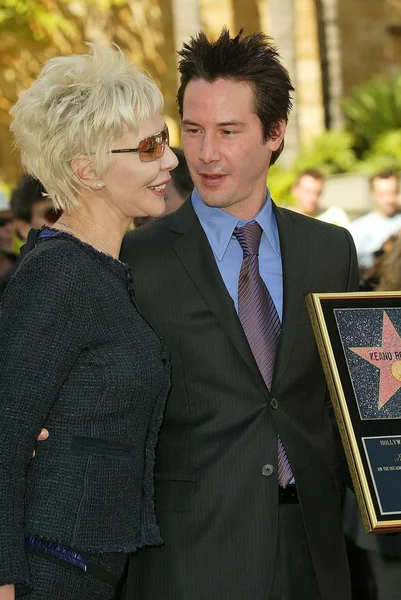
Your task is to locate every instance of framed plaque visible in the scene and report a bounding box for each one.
[306,292,401,533]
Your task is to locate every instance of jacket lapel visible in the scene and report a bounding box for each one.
[170,201,268,393]
[272,205,307,389]
[170,200,306,394]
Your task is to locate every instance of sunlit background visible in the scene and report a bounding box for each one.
[1,0,401,212]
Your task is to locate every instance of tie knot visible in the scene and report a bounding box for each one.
[234,222,262,256]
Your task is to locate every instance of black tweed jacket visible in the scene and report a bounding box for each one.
[0,229,170,594]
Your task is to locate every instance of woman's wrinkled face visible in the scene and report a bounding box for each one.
[101,113,178,219]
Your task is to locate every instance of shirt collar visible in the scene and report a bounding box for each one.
[191,187,279,260]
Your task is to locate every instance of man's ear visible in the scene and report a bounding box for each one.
[71,155,99,189]
[267,119,286,151]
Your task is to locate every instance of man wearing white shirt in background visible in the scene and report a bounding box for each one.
[290,169,350,228]
[349,171,401,275]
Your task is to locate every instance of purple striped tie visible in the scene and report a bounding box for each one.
[234,222,293,488]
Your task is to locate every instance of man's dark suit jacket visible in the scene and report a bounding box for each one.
[120,199,360,600]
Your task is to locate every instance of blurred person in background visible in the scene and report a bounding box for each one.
[0,191,15,276]
[290,169,350,227]
[11,174,60,240]
[345,195,401,599]
[344,233,401,600]
[0,42,176,600]
[291,169,324,217]
[0,174,62,298]
[377,235,401,290]
[349,171,401,275]
[359,231,401,291]
[133,146,193,228]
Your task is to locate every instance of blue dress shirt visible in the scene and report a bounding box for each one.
[191,188,283,320]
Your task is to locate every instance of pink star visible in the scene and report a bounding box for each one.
[350,312,401,409]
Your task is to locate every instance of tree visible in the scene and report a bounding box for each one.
[0,0,177,184]
[341,74,401,155]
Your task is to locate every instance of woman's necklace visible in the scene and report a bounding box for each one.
[57,221,112,257]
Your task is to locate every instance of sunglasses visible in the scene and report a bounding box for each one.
[111,125,169,163]
[0,217,12,227]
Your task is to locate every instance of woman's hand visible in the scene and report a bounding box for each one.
[0,584,15,599]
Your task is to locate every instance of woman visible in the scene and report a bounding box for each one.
[0,44,177,599]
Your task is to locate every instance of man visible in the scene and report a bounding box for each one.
[349,171,401,273]
[0,191,15,276]
[0,174,60,297]
[133,147,193,228]
[11,174,58,239]
[291,169,350,227]
[120,29,359,600]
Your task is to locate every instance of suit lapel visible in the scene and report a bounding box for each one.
[170,201,268,393]
[272,205,307,389]
[170,201,307,394]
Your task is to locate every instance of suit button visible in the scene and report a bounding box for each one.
[270,397,278,409]
[262,464,274,477]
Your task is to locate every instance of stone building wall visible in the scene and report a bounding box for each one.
[294,0,325,145]
[337,0,401,95]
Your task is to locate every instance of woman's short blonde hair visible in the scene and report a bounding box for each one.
[10,43,164,212]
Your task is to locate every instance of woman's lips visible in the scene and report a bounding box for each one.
[148,179,171,196]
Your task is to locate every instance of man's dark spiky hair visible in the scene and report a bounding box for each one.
[176,28,294,164]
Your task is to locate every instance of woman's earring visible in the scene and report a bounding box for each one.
[96,183,104,189]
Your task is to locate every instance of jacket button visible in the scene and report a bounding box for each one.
[262,464,274,477]
[270,397,278,409]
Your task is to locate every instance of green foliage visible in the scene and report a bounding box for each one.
[270,73,401,202]
[0,0,75,39]
[268,130,358,205]
[370,128,401,156]
[267,165,296,205]
[0,0,123,39]
[293,130,357,175]
[357,129,401,174]
[342,74,401,150]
